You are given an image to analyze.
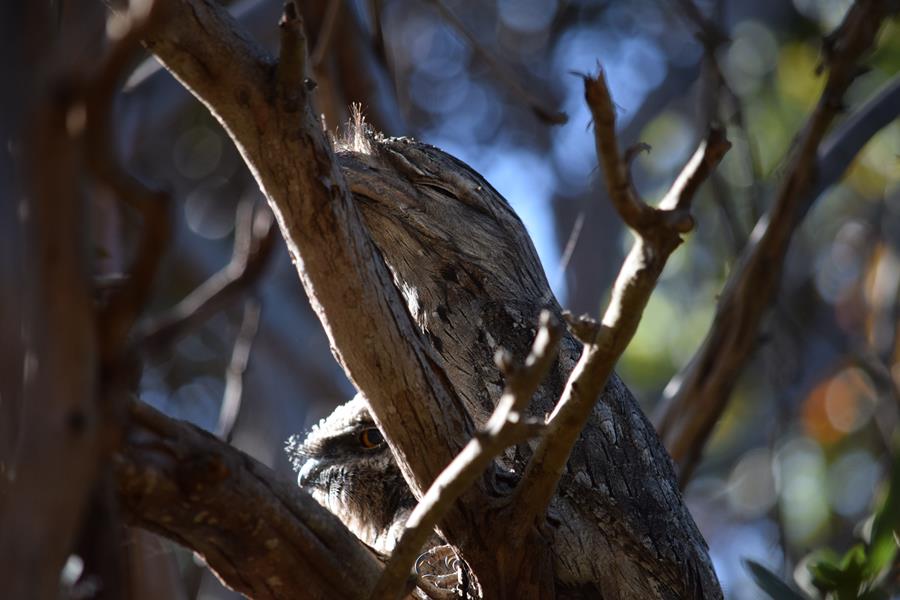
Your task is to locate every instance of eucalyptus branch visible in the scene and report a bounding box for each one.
[654,0,895,486]
[117,400,381,600]
[510,70,729,532]
[373,312,563,600]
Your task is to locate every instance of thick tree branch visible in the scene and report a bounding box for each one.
[116,400,381,600]
[143,0,495,582]
[655,0,896,485]
[373,312,563,600]
[511,70,729,533]
[0,74,101,600]
[0,3,165,595]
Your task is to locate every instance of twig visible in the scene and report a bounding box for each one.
[508,70,729,541]
[310,0,341,69]
[669,0,729,50]
[654,0,895,486]
[424,0,567,125]
[277,0,309,112]
[217,298,261,442]
[82,0,171,363]
[552,210,585,293]
[372,311,563,600]
[133,203,276,354]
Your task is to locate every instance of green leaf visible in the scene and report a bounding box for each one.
[809,546,866,600]
[809,554,844,590]
[744,559,809,600]
[866,438,900,578]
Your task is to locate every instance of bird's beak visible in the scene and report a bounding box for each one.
[297,458,323,488]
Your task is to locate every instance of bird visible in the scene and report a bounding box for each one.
[287,396,481,600]
[287,118,721,599]
[286,395,417,557]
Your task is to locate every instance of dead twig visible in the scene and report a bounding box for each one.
[424,0,567,125]
[217,298,261,442]
[654,0,894,487]
[133,203,276,354]
[372,312,563,600]
[509,69,729,535]
[310,0,341,69]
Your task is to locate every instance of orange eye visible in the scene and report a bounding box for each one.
[359,428,384,449]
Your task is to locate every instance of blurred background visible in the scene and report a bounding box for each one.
[30,0,899,597]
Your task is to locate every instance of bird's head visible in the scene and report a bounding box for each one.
[286,395,415,554]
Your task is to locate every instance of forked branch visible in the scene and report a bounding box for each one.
[373,312,563,600]
[509,70,729,535]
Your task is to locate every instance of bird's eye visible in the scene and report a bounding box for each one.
[358,427,384,449]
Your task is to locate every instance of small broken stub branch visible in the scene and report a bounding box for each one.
[509,69,730,536]
[372,312,563,600]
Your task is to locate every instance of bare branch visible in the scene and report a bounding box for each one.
[669,0,729,49]
[144,0,493,579]
[217,298,261,442]
[134,203,276,354]
[655,0,895,486]
[511,71,729,530]
[372,312,563,600]
[310,0,341,69]
[424,0,567,125]
[277,0,308,112]
[116,400,382,600]
[1,2,166,594]
[83,0,172,362]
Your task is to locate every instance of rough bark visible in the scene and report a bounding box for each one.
[116,400,382,600]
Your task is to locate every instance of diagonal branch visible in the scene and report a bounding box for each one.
[509,69,730,539]
[654,0,895,486]
[372,312,563,600]
[424,0,567,125]
[133,202,276,355]
[116,400,381,600]
[143,0,496,582]
[217,298,261,442]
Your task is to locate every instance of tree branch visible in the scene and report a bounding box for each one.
[373,312,563,600]
[84,0,172,363]
[655,0,895,486]
[510,70,729,532]
[116,400,381,600]
[143,0,494,579]
[217,298,261,442]
[424,0,567,125]
[133,202,276,355]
